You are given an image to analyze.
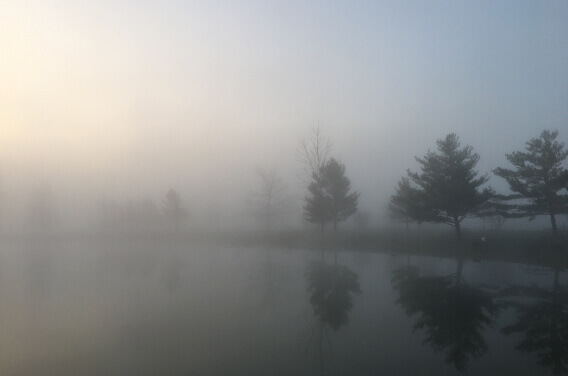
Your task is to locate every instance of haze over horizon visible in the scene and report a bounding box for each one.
[1,1,567,230]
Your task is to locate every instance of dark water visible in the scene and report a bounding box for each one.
[1,239,566,375]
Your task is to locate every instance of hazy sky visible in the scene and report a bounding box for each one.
[1,1,567,228]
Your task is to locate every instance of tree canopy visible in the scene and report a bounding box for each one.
[304,158,359,236]
[392,257,498,371]
[162,188,189,231]
[389,177,423,231]
[400,133,491,239]
[494,130,568,237]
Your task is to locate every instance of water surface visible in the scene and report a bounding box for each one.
[1,238,565,375]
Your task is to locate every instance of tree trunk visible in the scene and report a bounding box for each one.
[454,217,462,240]
[320,222,325,262]
[456,255,464,288]
[333,219,337,235]
[550,212,558,238]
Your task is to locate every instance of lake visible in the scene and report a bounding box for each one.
[1,237,566,375]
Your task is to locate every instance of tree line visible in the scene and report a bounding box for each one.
[389,130,568,239]
[7,128,567,241]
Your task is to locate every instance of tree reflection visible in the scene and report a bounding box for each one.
[499,267,568,375]
[392,256,498,371]
[307,261,361,331]
[304,259,361,374]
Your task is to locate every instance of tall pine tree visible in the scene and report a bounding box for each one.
[404,133,491,239]
[494,130,568,237]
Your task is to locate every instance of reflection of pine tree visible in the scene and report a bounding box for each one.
[500,269,568,375]
[306,261,361,331]
[392,257,497,371]
[303,260,361,375]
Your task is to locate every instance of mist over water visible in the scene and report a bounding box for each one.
[2,1,568,375]
[2,1,568,234]
[2,240,566,375]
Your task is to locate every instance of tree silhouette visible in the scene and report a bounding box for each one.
[499,268,568,375]
[322,158,359,234]
[162,189,188,231]
[389,177,423,233]
[304,169,332,238]
[304,158,359,237]
[306,260,362,331]
[246,168,286,233]
[304,260,361,375]
[297,125,332,183]
[403,133,492,239]
[392,256,498,371]
[494,130,568,237]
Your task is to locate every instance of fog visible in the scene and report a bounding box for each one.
[3,3,568,375]
[1,1,567,234]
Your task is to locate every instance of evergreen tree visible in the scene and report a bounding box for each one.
[303,158,359,237]
[494,130,568,237]
[162,189,189,231]
[322,158,359,233]
[304,169,332,238]
[405,133,491,239]
[389,177,423,232]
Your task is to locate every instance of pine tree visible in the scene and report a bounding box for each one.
[405,133,491,239]
[389,177,422,232]
[304,158,359,237]
[494,130,568,237]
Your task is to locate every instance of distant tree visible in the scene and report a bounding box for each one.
[322,158,359,233]
[353,210,370,232]
[403,133,492,239]
[129,198,161,230]
[297,125,332,183]
[98,197,161,232]
[389,177,423,232]
[162,189,189,231]
[304,169,331,238]
[304,158,359,237]
[247,168,286,233]
[494,130,568,238]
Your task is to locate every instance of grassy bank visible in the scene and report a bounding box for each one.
[2,227,567,268]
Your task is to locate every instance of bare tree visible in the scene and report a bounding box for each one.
[297,125,332,183]
[247,168,287,233]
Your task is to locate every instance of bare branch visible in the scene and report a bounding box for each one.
[296,125,332,184]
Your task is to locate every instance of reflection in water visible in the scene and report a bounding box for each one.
[307,261,362,331]
[500,267,568,375]
[392,255,498,371]
[304,259,361,374]
[257,249,282,311]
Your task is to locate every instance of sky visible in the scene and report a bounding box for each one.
[1,0,567,229]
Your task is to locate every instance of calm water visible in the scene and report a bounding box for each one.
[1,238,566,375]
